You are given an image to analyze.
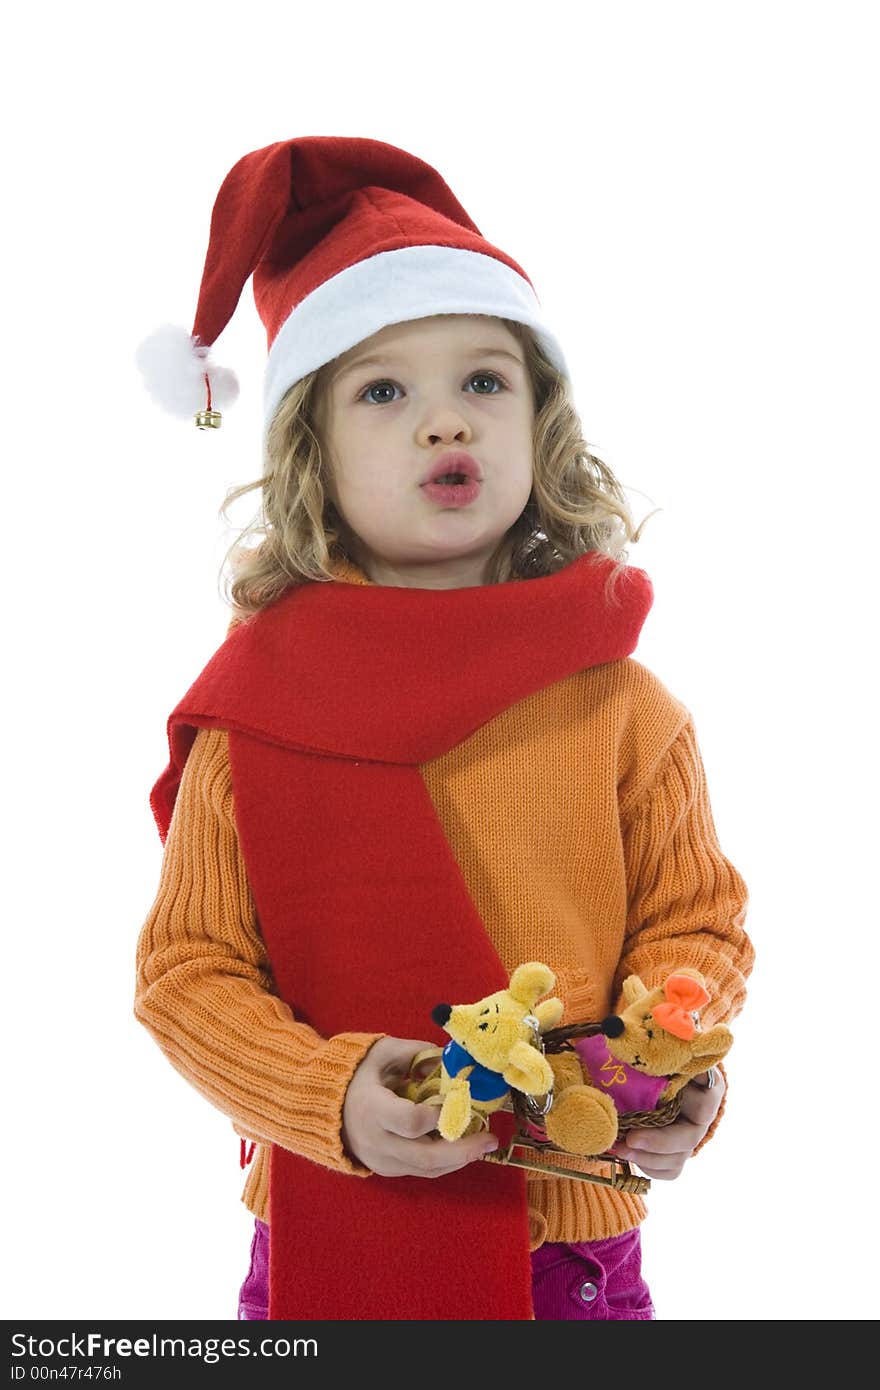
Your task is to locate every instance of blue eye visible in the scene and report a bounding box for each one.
[360,380,402,405]
[467,372,504,395]
[357,371,506,404]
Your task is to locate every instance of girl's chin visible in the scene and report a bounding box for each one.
[359,539,499,579]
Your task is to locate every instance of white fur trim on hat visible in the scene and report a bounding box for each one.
[262,245,568,434]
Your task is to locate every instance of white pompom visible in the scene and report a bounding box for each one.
[135,324,240,419]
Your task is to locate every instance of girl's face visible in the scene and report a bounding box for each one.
[319,314,535,588]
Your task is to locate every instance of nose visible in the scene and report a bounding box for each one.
[416,408,473,449]
[600,1015,624,1038]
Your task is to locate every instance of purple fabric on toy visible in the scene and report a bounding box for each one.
[237,1217,653,1321]
[574,1033,667,1114]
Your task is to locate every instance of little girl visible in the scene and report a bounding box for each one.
[135,135,754,1321]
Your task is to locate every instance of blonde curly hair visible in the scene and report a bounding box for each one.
[219,317,655,620]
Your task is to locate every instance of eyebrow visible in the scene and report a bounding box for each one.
[332,346,526,383]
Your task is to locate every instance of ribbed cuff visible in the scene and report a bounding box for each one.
[220,1030,385,1180]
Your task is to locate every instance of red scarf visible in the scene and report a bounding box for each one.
[150,552,652,1319]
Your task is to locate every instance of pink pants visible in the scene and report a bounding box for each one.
[238,1217,654,1320]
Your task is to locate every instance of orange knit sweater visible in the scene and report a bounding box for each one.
[134,559,753,1248]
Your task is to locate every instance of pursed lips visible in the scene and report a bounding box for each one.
[420,450,482,486]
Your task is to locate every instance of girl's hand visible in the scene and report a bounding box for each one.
[612,1069,725,1180]
[341,1035,498,1178]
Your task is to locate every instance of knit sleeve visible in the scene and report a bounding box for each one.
[618,716,755,1149]
[618,715,753,1014]
[134,725,383,1175]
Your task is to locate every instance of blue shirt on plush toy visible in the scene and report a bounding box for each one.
[441,1039,509,1102]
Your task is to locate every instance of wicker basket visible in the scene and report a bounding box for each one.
[406,1020,685,1194]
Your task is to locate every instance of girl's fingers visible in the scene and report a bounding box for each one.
[678,1072,725,1126]
[370,1091,497,1167]
[370,1037,441,1085]
[372,1127,498,1178]
[617,1072,726,1174]
[410,1131,497,1171]
[378,1093,447,1140]
[623,1119,705,1156]
[616,1147,687,1179]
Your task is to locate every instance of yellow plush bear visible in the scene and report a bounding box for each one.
[541,968,734,1156]
[419,963,733,1166]
[428,961,563,1141]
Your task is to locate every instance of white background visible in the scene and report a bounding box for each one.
[4,0,878,1324]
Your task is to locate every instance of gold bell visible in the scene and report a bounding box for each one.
[195,408,222,429]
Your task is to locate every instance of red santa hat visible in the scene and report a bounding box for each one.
[135,135,570,434]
